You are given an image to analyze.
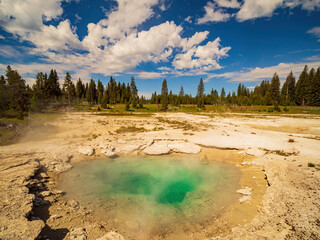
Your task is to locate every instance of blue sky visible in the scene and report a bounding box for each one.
[0,0,320,97]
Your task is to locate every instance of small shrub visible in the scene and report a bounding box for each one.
[273,105,281,112]
[125,102,130,111]
[267,108,273,113]
[308,162,315,167]
[284,107,289,112]
[115,126,146,134]
[288,139,294,143]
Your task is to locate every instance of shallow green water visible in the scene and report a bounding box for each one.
[60,156,240,239]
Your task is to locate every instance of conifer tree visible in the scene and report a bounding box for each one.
[270,72,280,106]
[47,69,61,100]
[63,72,76,106]
[76,78,85,102]
[5,66,30,118]
[307,68,315,105]
[97,79,104,104]
[295,65,309,106]
[125,101,130,111]
[139,95,144,108]
[313,67,320,106]
[220,87,226,103]
[86,79,97,104]
[126,83,131,103]
[31,72,48,111]
[33,72,47,100]
[161,79,168,110]
[281,71,296,105]
[101,90,108,108]
[0,75,7,115]
[130,77,138,108]
[179,85,184,96]
[120,83,126,103]
[197,78,204,98]
[197,78,205,108]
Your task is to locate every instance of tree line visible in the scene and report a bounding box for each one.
[0,65,319,118]
[152,65,320,110]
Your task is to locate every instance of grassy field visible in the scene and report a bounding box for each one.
[74,104,320,115]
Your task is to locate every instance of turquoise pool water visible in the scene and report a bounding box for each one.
[60,156,240,239]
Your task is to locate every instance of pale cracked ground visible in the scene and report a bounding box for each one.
[0,112,319,240]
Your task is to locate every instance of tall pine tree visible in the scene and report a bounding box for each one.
[130,77,138,108]
[5,66,30,118]
[307,68,315,105]
[0,75,7,115]
[313,67,320,106]
[270,72,280,106]
[197,78,204,98]
[47,69,61,100]
[76,78,85,102]
[295,65,309,106]
[97,79,104,105]
[197,78,205,108]
[63,72,76,106]
[161,79,168,110]
[281,71,296,105]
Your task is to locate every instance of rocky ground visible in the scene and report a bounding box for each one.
[0,112,319,240]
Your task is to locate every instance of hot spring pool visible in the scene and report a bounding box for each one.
[60,156,241,239]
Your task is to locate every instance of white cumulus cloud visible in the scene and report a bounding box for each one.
[0,0,63,34]
[173,37,231,71]
[180,31,209,51]
[102,0,159,41]
[0,0,233,81]
[236,0,283,22]
[197,2,231,24]
[197,0,320,24]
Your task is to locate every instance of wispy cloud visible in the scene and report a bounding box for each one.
[206,61,320,82]
[135,71,163,79]
[304,55,320,61]
[307,26,320,42]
